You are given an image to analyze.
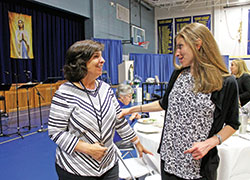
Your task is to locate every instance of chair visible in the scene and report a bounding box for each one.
[115,144,157,180]
[144,174,161,180]
[115,140,136,159]
[143,151,161,180]
[115,120,138,159]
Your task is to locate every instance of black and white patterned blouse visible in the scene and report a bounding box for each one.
[160,68,215,179]
[48,80,136,176]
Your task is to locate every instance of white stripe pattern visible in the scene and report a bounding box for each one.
[48,80,136,176]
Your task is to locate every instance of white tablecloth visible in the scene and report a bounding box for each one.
[134,112,250,180]
[217,133,250,180]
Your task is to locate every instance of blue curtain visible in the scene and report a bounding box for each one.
[248,9,250,55]
[129,53,174,83]
[222,55,229,69]
[93,38,122,85]
[130,54,230,83]
[0,0,84,84]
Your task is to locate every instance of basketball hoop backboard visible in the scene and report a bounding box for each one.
[131,25,145,46]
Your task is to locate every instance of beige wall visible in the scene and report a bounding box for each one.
[155,4,250,56]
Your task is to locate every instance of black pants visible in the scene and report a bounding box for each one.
[56,163,119,180]
[161,160,207,180]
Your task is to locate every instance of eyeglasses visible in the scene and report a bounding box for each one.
[124,94,132,99]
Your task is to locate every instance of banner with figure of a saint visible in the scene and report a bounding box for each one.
[8,11,34,59]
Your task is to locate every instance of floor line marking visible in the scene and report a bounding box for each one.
[0,129,48,145]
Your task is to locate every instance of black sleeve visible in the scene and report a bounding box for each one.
[223,76,240,130]
[159,69,181,110]
[239,74,250,104]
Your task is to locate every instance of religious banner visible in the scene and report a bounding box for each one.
[193,14,211,30]
[8,11,34,59]
[158,18,173,54]
[175,16,191,35]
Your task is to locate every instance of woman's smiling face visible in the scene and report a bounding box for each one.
[86,51,105,78]
[175,36,194,68]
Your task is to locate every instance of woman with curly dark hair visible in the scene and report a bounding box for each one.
[48,40,152,180]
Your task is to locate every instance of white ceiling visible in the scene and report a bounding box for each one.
[142,0,250,9]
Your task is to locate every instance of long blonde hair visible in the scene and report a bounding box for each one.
[173,23,229,93]
[231,59,250,78]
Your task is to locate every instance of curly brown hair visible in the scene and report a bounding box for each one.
[63,40,104,82]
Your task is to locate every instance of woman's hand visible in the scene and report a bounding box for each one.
[129,113,141,120]
[184,126,236,160]
[184,141,211,160]
[184,136,219,160]
[75,141,108,161]
[135,142,153,158]
[87,142,108,161]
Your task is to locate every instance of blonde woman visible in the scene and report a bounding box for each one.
[230,59,250,106]
[119,23,240,180]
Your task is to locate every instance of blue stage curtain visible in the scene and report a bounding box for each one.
[129,53,175,83]
[0,0,84,84]
[248,9,250,55]
[93,38,122,85]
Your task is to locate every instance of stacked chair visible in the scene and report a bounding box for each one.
[115,140,136,159]
[115,144,161,180]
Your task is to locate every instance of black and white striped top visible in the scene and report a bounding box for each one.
[48,80,136,176]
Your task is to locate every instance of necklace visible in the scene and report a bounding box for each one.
[79,80,103,143]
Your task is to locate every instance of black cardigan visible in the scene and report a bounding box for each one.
[236,73,250,106]
[158,68,240,180]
